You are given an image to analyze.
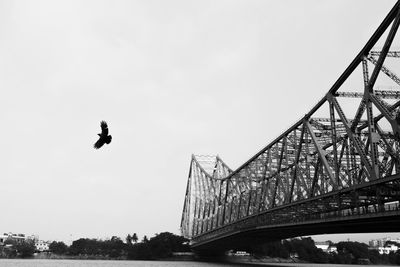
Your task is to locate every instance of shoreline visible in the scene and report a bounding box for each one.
[5,252,196,261]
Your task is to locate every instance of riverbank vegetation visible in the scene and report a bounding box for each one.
[0,232,190,260]
[251,237,400,265]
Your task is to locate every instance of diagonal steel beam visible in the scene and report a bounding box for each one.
[258,149,271,212]
[272,139,286,207]
[306,121,337,190]
[370,95,400,138]
[329,101,340,187]
[367,56,400,86]
[368,8,400,88]
[289,125,306,203]
[364,58,381,179]
[310,158,320,197]
[328,95,375,180]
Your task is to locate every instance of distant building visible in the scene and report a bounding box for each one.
[0,233,26,244]
[26,235,39,243]
[0,232,44,247]
[378,244,398,254]
[369,239,379,247]
[315,241,337,253]
[369,237,400,249]
[35,240,50,252]
[315,241,330,252]
[378,238,391,247]
[368,237,400,254]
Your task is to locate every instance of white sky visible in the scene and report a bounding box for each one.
[0,0,399,244]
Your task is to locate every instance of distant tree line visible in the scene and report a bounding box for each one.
[0,232,190,260]
[125,232,190,260]
[60,232,190,260]
[251,237,400,265]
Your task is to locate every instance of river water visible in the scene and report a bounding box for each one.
[0,259,395,267]
[0,260,227,267]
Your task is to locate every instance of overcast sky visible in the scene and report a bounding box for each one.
[0,0,399,244]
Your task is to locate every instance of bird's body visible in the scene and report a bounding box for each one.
[94,121,112,149]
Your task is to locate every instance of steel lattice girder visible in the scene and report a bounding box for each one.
[180,1,400,242]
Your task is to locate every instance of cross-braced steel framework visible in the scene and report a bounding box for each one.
[181,1,400,248]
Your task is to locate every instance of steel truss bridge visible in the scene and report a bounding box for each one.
[181,1,400,252]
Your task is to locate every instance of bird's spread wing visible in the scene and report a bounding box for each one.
[94,138,105,149]
[100,121,108,136]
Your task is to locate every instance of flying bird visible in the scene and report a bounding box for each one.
[94,121,112,149]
